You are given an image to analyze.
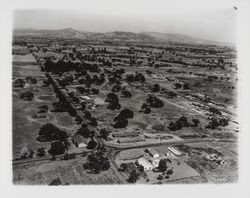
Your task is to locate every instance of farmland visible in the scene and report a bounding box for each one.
[12,28,238,184]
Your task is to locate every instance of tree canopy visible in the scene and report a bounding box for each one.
[37,123,68,142]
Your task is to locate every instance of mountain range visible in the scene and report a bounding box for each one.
[14,28,226,45]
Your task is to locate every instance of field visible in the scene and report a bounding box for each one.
[12,52,79,159]
[13,158,123,185]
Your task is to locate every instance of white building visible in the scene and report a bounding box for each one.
[72,134,88,148]
[167,147,182,156]
[145,148,160,158]
[137,157,153,171]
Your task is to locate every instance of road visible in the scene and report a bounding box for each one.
[107,138,237,158]
[96,136,128,184]
[12,150,92,166]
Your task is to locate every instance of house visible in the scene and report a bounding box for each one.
[137,157,153,171]
[71,134,88,148]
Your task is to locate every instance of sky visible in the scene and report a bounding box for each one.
[13,4,237,43]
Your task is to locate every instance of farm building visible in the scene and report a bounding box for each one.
[71,134,88,148]
[145,148,160,158]
[167,147,182,156]
[112,131,140,138]
[117,136,145,144]
[137,157,153,171]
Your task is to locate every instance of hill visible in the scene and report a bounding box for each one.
[14,28,225,45]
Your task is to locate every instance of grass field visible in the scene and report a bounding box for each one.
[13,158,123,185]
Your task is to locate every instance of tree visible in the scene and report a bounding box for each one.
[179,115,189,127]
[146,94,164,108]
[121,88,132,98]
[37,123,68,142]
[138,165,144,172]
[174,83,182,89]
[83,148,111,173]
[209,107,222,115]
[219,117,229,126]
[139,103,151,114]
[36,147,46,157]
[158,159,168,172]
[166,168,174,175]
[126,72,146,83]
[168,115,189,131]
[87,138,98,150]
[28,149,34,158]
[99,128,110,140]
[20,92,34,101]
[48,141,66,156]
[112,83,122,92]
[192,118,200,127]
[105,93,121,110]
[127,170,140,183]
[107,102,121,110]
[49,178,62,186]
[113,117,128,128]
[151,84,160,92]
[90,88,99,95]
[77,125,94,138]
[183,83,190,90]
[13,78,25,88]
[119,163,128,171]
[114,108,134,121]
[146,70,154,75]
[206,117,220,130]
[105,93,119,103]
[52,101,67,112]
[75,115,83,124]
[88,117,98,126]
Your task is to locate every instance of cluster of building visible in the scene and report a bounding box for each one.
[206,153,226,165]
[136,148,160,171]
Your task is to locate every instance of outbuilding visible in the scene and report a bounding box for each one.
[72,134,88,148]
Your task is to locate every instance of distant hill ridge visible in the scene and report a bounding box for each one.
[14,28,227,45]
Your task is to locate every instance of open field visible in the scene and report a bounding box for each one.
[13,158,123,185]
